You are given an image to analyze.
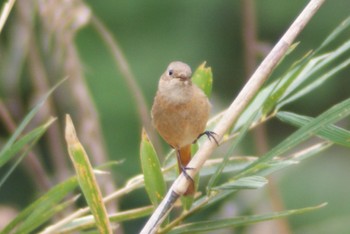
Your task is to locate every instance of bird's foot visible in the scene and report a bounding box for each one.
[194,130,219,145]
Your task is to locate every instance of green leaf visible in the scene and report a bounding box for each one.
[207,110,258,191]
[316,16,350,53]
[236,19,350,131]
[212,176,268,190]
[238,98,350,178]
[0,118,56,190]
[0,78,66,157]
[277,52,350,108]
[17,197,76,234]
[199,156,257,177]
[140,129,167,207]
[262,57,308,116]
[192,62,213,97]
[255,142,331,176]
[267,38,350,113]
[0,118,56,167]
[168,203,327,234]
[277,111,350,147]
[65,115,112,234]
[191,142,330,215]
[2,177,78,234]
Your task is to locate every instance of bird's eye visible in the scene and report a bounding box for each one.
[168,69,173,76]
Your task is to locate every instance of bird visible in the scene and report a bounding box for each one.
[151,61,215,195]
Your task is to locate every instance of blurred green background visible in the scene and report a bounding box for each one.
[78,1,350,233]
[1,0,350,233]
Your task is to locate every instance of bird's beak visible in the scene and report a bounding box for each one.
[177,73,190,81]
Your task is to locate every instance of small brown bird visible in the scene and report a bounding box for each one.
[151,61,215,195]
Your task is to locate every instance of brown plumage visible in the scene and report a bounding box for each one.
[151,61,210,195]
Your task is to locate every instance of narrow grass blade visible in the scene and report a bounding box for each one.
[168,203,327,234]
[212,176,268,190]
[0,78,66,156]
[238,98,350,178]
[287,141,332,161]
[140,129,167,207]
[0,118,56,190]
[65,115,112,234]
[199,157,257,177]
[316,16,350,53]
[195,142,330,214]
[277,111,350,147]
[0,118,56,167]
[278,41,350,108]
[207,110,258,191]
[234,50,311,130]
[262,58,309,116]
[16,197,77,234]
[1,177,78,234]
[191,62,213,97]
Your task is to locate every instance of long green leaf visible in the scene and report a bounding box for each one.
[193,141,330,214]
[277,111,350,147]
[140,129,167,207]
[65,115,112,234]
[278,41,350,108]
[207,110,258,190]
[0,118,56,167]
[253,143,331,177]
[0,118,55,191]
[0,78,66,157]
[237,98,350,178]
[0,118,56,190]
[199,157,256,177]
[236,18,350,131]
[2,177,78,234]
[168,203,327,234]
[212,176,267,190]
[286,141,332,162]
[262,56,310,116]
[316,16,350,53]
[16,197,77,234]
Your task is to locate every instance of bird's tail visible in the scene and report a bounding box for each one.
[177,145,195,196]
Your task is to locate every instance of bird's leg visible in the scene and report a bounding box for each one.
[176,149,194,182]
[194,131,219,145]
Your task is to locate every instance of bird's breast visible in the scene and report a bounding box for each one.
[152,89,210,148]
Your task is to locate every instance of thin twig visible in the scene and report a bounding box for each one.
[140,1,325,233]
